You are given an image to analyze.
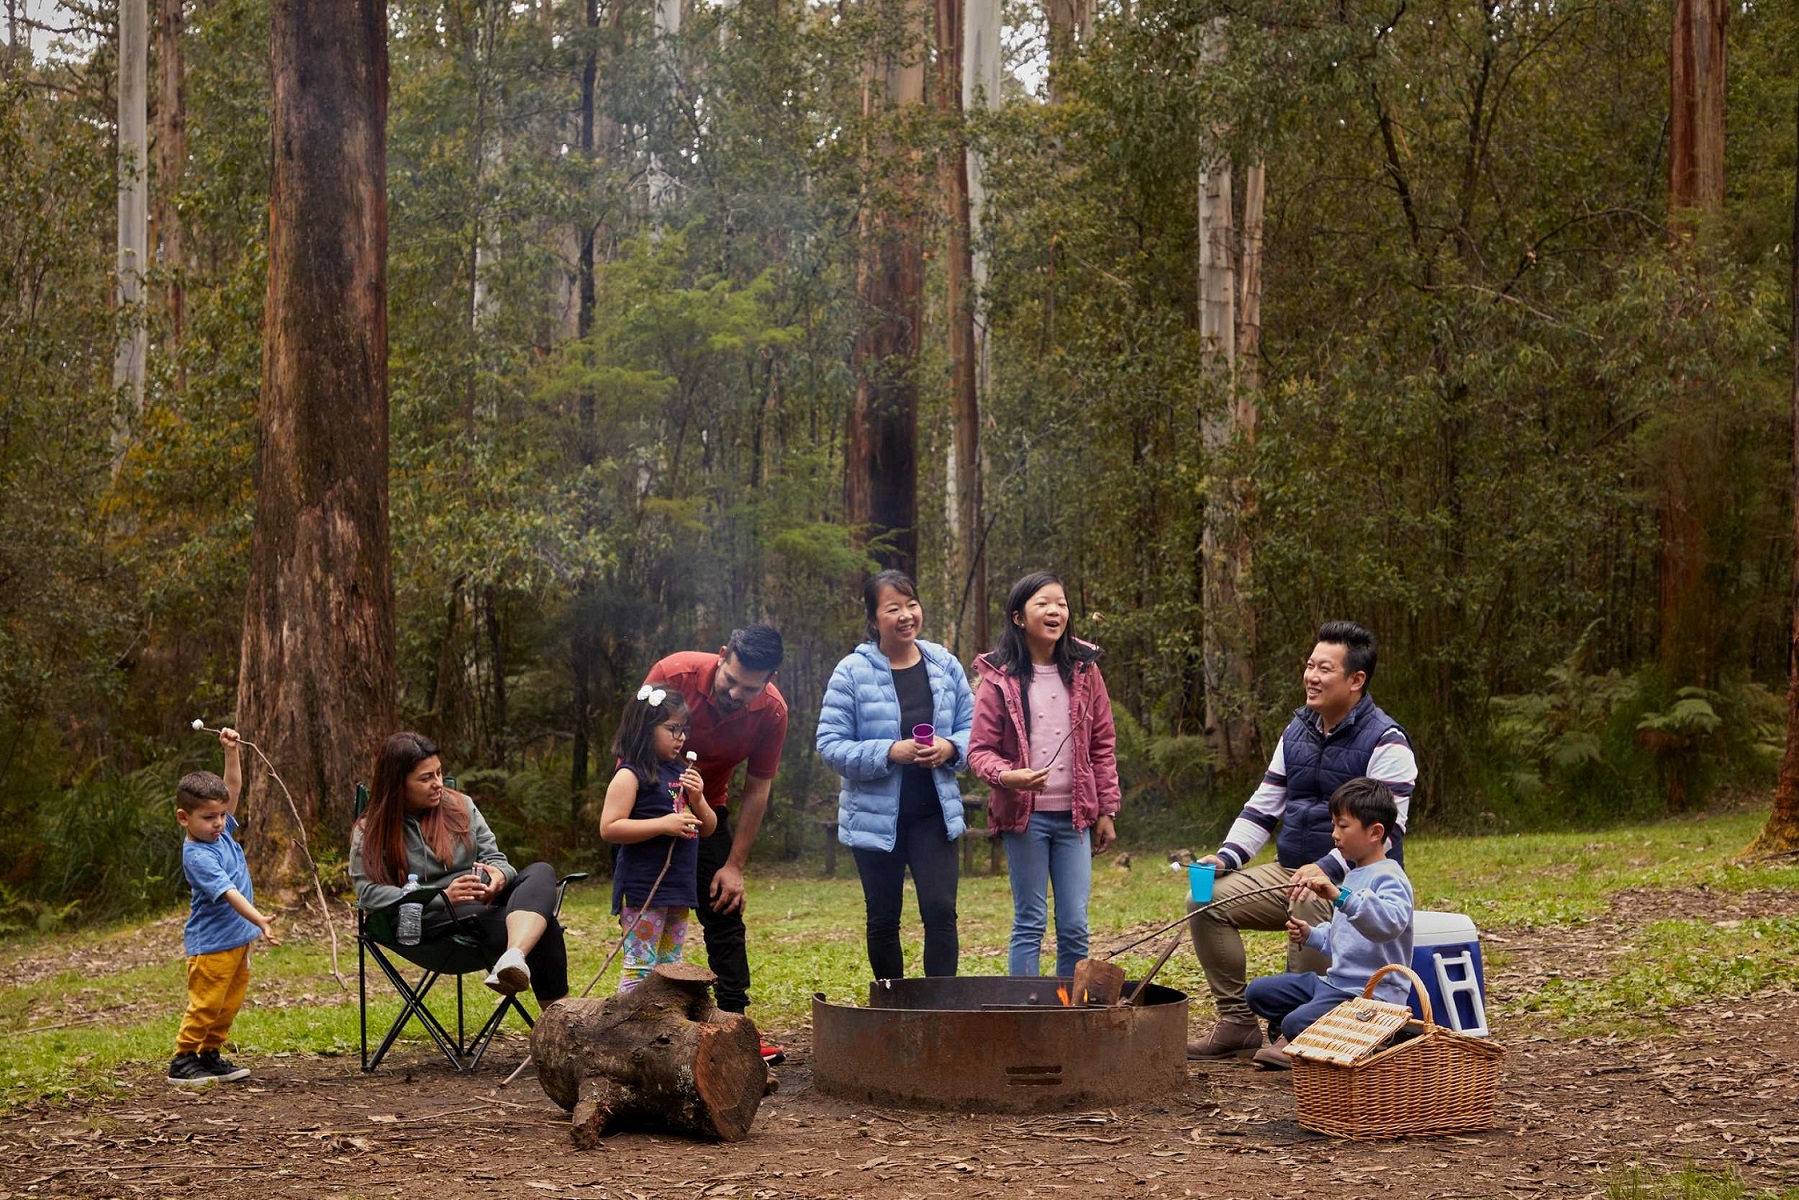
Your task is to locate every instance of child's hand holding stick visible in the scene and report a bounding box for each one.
[1286,916,1310,945]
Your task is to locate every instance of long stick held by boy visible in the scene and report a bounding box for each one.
[169,727,280,1087]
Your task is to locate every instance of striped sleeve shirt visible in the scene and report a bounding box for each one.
[1214,728,1417,874]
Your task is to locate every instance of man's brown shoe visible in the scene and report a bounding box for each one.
[1185,1020,1264,1059]
[1251,1037,1292,1070]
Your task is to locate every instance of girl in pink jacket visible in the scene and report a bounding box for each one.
[967,572,1121,977]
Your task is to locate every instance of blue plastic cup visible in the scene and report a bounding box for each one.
[1188,862,1215,904]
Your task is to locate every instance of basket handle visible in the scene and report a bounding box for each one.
[1362,962,1432,1028]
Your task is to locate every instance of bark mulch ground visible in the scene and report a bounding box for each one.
[3,899,1796,1199]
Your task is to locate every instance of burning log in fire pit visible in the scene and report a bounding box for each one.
[813,976,1189,1112]
[532,963,771,1146]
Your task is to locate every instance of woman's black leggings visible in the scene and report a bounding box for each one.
[851,810,960,980]
[439,861,568,1004]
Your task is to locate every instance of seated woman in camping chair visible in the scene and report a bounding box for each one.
[350,731,569,1005]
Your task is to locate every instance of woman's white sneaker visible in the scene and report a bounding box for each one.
[485,948,531,995]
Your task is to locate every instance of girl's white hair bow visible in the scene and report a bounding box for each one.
[637,685,668,706]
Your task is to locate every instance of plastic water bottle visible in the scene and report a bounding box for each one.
[396,873,423,946]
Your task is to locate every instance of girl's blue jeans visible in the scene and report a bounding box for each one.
[1001,809,1092,977]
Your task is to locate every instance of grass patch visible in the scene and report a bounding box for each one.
[1,805,1795,1112]
[1609,1163,1799,1199]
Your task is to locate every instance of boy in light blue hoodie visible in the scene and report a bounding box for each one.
[1244,777,1414,1069]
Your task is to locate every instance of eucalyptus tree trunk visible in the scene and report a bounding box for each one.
[237,0,394,893]
[1750,101,1799,857]
[847,0,927,578]
[1669,0,1728,216]
[1043,0,1085,102]
[113,0,148,439]
[1196,156,1259,768]
[570,0,601,798]
[936,0,983,655]
[153,0,185,364]
[1658,0,1729,687]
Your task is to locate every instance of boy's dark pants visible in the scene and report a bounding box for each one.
[1246,971,1358,1042]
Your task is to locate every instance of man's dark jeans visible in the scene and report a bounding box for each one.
[696,813,752,1012]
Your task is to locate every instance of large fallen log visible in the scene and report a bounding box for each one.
[532,962,770,1146]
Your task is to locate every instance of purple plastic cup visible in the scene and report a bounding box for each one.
[913,723,935,747]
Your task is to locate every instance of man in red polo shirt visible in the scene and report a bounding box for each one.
[645,624,788,1061]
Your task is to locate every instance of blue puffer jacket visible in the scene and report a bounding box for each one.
[817,639,975,852]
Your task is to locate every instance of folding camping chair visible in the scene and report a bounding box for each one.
[354,782,586,1072]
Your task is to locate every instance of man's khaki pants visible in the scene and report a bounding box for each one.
[1187,861,1332,1027]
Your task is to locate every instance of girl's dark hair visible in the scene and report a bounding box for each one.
[987,572,1100,740]
[611,689,692,781]
[862,569,920,644]
[359,731,472,887]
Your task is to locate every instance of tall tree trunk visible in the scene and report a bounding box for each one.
[1668,0,1728,216]
[238,0,394,893]
[1196,154,1256,769]
[936,0,983,656]
[113,0,148,449]
[1043,0,1085,102]
[1750,98,1799,856]
[847,0,926,579]
[570,0,600,799]
[153,0,185,372]
[1659,0,1728,686]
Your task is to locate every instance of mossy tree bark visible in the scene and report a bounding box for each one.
[237,0,395,893]
[1751,99,1799,858]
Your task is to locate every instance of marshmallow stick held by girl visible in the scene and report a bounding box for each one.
[967,572,1122,979]
[599,686,716,993]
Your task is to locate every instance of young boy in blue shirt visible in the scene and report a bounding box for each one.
[169,727,279,1086]
[1244,776,1414,1069]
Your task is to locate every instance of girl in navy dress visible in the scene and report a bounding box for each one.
[600,686,716,992]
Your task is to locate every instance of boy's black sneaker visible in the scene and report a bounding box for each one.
[199,1050,251,1082]
[167,1053,219,1087]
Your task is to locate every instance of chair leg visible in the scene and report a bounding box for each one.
[362,942,474,1073]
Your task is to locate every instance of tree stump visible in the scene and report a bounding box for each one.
[532,963,770,1146]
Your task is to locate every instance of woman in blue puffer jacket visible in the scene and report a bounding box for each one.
[817,569,975,979]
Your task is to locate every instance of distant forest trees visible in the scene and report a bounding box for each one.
[1,0,1796,912]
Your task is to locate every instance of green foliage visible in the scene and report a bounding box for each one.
[33,770,185,923]
[4,0,1798,924]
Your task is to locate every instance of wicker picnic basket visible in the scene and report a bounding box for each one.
[1285,963,1505,1140]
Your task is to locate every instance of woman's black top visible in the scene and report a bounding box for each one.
[891,659,940,822]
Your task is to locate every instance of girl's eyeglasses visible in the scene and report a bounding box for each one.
[662,724,690,737]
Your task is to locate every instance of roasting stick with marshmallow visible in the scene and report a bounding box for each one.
[502,750,700,1087]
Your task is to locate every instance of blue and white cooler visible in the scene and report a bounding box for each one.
[1406,911,1490,1037]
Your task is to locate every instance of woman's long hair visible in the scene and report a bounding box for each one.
[358,732,473,886]
[987,571,1100,740]
[611,689,691,782]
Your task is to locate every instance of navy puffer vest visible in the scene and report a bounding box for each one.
[1275,693,1407,870]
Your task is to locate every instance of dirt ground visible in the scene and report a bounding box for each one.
[4,894,1798,1200]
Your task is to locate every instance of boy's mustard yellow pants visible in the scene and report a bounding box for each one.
[176,943,251,1055]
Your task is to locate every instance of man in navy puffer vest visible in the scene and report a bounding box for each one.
[1185,621,1417,1059]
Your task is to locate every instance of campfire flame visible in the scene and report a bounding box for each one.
[1056,985,1073,1007]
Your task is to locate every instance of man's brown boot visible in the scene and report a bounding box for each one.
[1251,1037,1292,1070]
[1185,1020,1263,1060]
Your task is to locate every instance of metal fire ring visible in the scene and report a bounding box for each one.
[811,976,1190,1113]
